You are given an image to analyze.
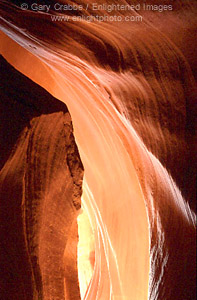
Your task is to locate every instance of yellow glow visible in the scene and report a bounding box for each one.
[77,204,95,299]
[1,4,196,298]
[0,31,150,300]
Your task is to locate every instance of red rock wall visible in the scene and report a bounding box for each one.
[0,56,83,300]
[0,1,196,299]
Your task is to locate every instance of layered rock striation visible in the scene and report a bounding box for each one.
[0,1,196,299]
[0,55,83,300]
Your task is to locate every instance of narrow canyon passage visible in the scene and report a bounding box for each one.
[0,32,150,299]
[0,1,196,299]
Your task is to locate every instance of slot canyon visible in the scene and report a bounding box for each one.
[0,1,196,300]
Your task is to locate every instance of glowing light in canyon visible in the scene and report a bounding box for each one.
[0,1,196,299]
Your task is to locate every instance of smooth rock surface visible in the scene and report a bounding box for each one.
[0,55,83,300]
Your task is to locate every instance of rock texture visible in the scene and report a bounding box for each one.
[0,1,196,300]
[0,55,83,300]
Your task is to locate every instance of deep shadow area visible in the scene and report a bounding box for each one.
[0,55,83,300]
[0,54,68,169]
